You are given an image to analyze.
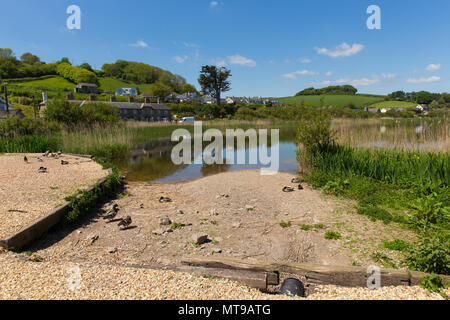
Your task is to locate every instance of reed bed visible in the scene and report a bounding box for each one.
[332,118,449,153]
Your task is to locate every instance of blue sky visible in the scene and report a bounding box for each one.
[1,0,449,97]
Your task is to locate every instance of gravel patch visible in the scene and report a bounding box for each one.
[0,251,446,300]
[0,154,108,239]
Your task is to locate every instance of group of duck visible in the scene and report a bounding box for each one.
[23,150,69,173]
[101,203,133,230]
[282,177,304,193]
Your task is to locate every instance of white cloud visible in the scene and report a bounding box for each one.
[314,73,396,87]
[227,54,256,67]
[210,1,219,7]
[300,58,311,64]
[325,71,333,76]
[406,76,440,84]
[174,55,188,63]
[314,42,364,58]
[131,40,148,48]
[380,73,397,79]
[212,59,227,67]
[425,63,441,71]
[282,70,319,79]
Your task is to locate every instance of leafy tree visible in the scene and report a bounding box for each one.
[20,52,40,64]
[56,63,99,85]
[198,65,231,106]
[58,57,71,65]
[149,82,172,101]
[79,62,93,72]
[0,48,14,59]
[416,91,433,104]
[181,83,199,94]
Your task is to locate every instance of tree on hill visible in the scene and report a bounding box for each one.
[181,83,199,94]
[296,85,357,96]
[79,62,93,72]
[198,65,231,106]
[0,48,14,59]
[20,53,40,64]
[101,60,188,93]
[149,82,172,101]
[416,91,433,104]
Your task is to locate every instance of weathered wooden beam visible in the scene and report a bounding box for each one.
[182,257,450,288]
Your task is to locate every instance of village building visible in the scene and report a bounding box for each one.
[67,99,172,122]
[74,83,99,94]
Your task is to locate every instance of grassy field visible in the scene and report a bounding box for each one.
[98,77,134,92]
[10,76,76,90]
[369,101,418,109]
[276,95,385,107]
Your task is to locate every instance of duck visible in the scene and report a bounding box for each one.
[118,216,132,229]
[103,204,119,221]
[282,186,295,193]
[38,167,47,173]
[298,184,304,190]
[43,150,51,157]
[61,160,69,165]
[24,156,28,163]
[159,196,172,203]
[291,177,301,184]
[37,158,43,162]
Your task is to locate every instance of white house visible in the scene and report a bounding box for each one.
[116,88,138,97]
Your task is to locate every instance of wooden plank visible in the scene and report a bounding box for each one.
[182,257,450,288]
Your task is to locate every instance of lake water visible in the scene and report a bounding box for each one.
[116,118,447,183]
[116,137,299,183]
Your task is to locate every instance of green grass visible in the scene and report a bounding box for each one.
[369,101,418,110]
[276,95,385,108]
[325,231,342,240]
[11,75,76,90]
[98,77,134,92]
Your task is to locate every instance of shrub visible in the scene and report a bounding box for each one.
[420,273,447,293]
[404,232,450,275]
[0,116,61,138]
[325,231,341,240]
[383,239,409,251]
[56,62,99,85]
[280,220,292,228]
[298,112,336,154]
[44,100,119,126]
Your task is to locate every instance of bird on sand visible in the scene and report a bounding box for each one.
[61,160,69,165]
[103,204,119,221]
[298,184,304,190]
[159,196,172,203]
[118,216,132,229]
[282,186,295,193]
[24,156,28,163]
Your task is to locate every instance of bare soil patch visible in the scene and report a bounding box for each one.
[32,170,413,269]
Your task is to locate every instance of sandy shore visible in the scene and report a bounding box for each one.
[0,153,109,239]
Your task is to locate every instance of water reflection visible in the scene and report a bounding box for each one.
[116,137,299,183]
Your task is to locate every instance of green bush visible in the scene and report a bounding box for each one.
[0,116,61,138]
[44,100,119,126]
[383,239,410,251]
[56,63,99,85]
[325,231,341,240]
[297,112,336,154]
[404,232,450,275]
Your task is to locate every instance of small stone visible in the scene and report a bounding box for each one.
[212,248,222,254]
[192,233,209,245]
[159,216,172,226]
[209,209,219,216]
[232,222,241,229]
[87,234,99,244]
[107,247,118,254]
[245,205,255,211]
[152,227,173,235]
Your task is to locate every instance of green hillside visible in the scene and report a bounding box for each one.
[8,75,76,90]
[369,101,418,109]
[276,94,386,108]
